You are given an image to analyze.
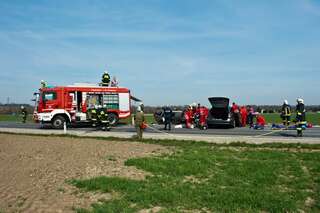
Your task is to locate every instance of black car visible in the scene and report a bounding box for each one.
[206,97,235,128]
[154,110,185,125]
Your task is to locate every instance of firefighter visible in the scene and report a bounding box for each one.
[162,105,173,131]
[20,106,28,123]
[101,71,110,86]
[134,106,145,140]
[89,105,98,127]
[295,98,306,137]
[40,80,47,88]
[281,100,291,127]
[139,102,145,112]
[97,105,110,131]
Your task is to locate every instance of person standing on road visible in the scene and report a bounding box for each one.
[134,106,145,140]
[281,100,291,127]
[20,106,28,123]
[97,105,110,131]
[295,98,306,137]
[184,106,193,128]
[89,105,99,127]
[162,105,173,131]
[240,106,248,127]
[247,105,255,128]
[198,105,209,130]
[231,102,241,127]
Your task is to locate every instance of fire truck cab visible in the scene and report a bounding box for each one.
[33,83,134,129]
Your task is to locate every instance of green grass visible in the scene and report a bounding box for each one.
[263,112,320,125]
[69,140,320,212]
[119,114,155,125]
[0,114,33,122]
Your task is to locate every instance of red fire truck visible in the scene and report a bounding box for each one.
[33,83,140,129]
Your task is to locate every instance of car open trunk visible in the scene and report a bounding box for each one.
[208,97,230,120]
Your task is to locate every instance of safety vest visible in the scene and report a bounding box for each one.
[284,106,291,116]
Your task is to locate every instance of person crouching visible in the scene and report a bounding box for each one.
[254,113,266,130]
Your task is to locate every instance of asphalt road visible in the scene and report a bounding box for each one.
[1,121,320,138]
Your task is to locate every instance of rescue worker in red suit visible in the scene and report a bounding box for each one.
[184,106,193,128]
[254,113,266,129]
[198,106,209,130]
[231,102,241,127]
[240,106,247,127]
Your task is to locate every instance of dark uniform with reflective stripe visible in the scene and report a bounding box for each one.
[21,108,28,123]
[296,103,306,137]
[89,108,98,127]
[97,107,110,131]
[281,104,291,126]
[163,106,173,131]
[101,73,110,86]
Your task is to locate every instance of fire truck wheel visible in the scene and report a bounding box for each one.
[108,113,119,126]
[52,115,66,129]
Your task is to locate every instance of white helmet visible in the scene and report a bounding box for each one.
[137,106,142,112]
[104,70,108,74]
[297,98,304,104]
[21,105,24,109]
[284,100,288,105]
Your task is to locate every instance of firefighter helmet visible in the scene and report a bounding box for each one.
[297,98,304,104]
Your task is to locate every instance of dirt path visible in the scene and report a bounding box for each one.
[0,134,169,213]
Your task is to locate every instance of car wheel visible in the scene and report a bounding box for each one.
[108,113,119,126]
[230,119,236,128]
[52,115,66,129]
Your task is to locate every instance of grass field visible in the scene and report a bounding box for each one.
[1,112,319,125]
[0,114,33,122]
[69,139,320,212]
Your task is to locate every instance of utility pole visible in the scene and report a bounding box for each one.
[6,97,10,105]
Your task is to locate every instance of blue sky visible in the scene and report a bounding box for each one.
[0,0,319,106]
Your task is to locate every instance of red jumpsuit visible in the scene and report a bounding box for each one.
[199,107,209,128]
[256,115,266,126]
[240,106,247,127]
[184,109,193,128]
